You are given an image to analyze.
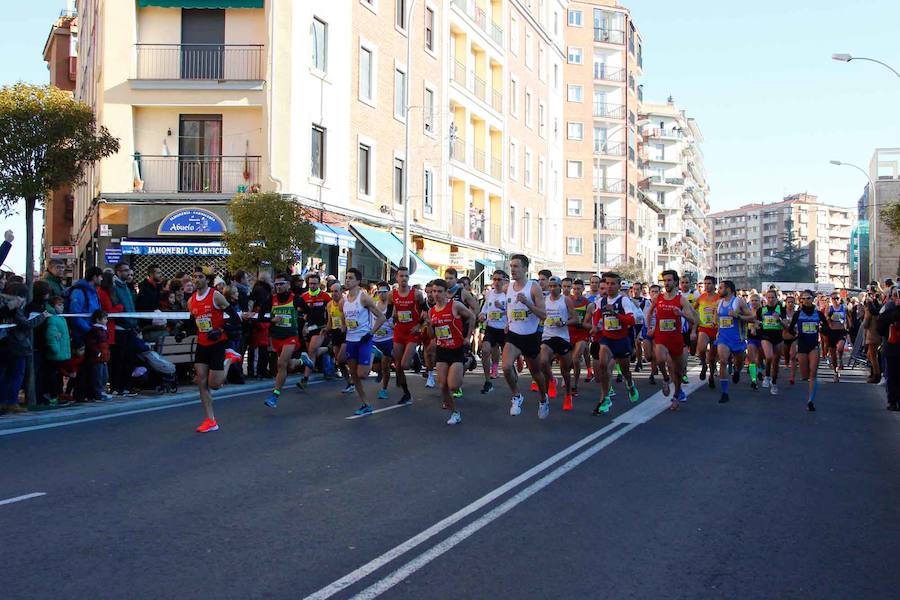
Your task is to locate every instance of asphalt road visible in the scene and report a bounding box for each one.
[2,361,898,600]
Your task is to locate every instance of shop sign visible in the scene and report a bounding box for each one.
[157,208,226,236]
[104,247,123,264]
[338,256,348,267]
[121,242,230,256]
[50,245,75,258]
[99,224,112,237]
[448,251,474,270]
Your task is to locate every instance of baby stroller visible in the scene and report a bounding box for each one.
[134,336,178,393]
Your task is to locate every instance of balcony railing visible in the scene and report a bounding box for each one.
[592,103,626,119]
[472,73,486,101]
[491,22,503,46]
[491,89,502,112]
[450,137,466,162]
[596,216,626,231]
[594,142,626,156]
[473,148,487,174]
[491,223,501,245]
[137,155,261,194]
[452,0,503,47]
[490,157,502,179]
[593,178,625,193]
[594,28,625,44]
[134,44,264,81]
[453,60,466,86]
[646,128,683,140]
[593,66,625,82]
[452,211,465,237]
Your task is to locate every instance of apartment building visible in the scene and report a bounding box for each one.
[863,148,900,284]
[562,0,650,280]
[639,98,710,280]
[710,193,855,287]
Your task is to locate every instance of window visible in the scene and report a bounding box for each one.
[311,18,328,73]
[538,45,546,80]
[423,87,435,133]
[567,46,582,64]
[538,103,545,137]
[510,14,519,54]
[538,217,545,250]
[358,143,371,195]
[393,157,405,204]
[524,212,532,245]
[538,156,545,192]
[567,160,583,178]
[424,168,433,215]
[567,198,583,217]
[567,237,583,255]
[394,67,407,120]
[311,124,325,179]
[509,205,517,239]
[509,140,518,179]
[359,45,374,102]
[525,30,533,69]
[567,84,583,102]
[524,149,532,187]
[396,0,407,30]
[525,91,532,127]
[568,9,583,26]
[424,7,435,50]
[567,122,583,140]
[509,78,519,116]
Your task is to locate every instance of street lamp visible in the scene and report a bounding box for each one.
[830,159,876,286]
[831,53,900,78]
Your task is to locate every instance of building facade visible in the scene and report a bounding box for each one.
[709,193,855,287]
[865,148,900,283]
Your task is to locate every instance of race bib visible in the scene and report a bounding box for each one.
[511,309,527,321]
[604,316,621,331]
[659,319,676,332]
[435,325,451,340]
[375,327,388,337]
[196,316,212,332]
[700,307,715,326]
[718,316,734,329]
[487,310,503,322]
[276,313,292,327]
[332,316,342,329]
[397,310,413,323]
[763,315,779,328]
[831,313,844,322]
[545,316,563,328]
[801,322,818,334]
[346,319,359,330]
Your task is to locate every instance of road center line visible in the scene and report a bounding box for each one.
[345,403,412,420]
[0,492,47,507]
[305,380,702,600]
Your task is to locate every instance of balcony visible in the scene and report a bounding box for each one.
[136,155,261,194]
[134,44,264,82]
[450,136,466,163]
[593,178,625,193]
[593,142,626,157]
[491,89,502,112]
[453,60,466,87]
[491,223,501,245]
[645,128,683,141]
[593,103,626,119]
[472,73,486,102]
[473,148,487,174]
[594,28,625,45]
[593,65,626,83]
[490,157,502,180]
[596,216,626,234]
[451,0,503,49]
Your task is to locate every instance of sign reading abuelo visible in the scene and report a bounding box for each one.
[158,208,226,236]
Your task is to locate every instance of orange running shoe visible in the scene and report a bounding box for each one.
[563,394,573,411]
[530,381,538,392]
[548,377,558,399]
[196,419,219,433]
[585,368,594,383]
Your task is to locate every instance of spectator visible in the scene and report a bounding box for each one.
[43,295,72,406]
[222,286,245,384]
[136,264,163,314]
[0,230,13,269]
[68,266,103,343]
[97,272,124,348]
[42,258,68,298]
[0,283,48,414]
[249,275,273,378]
[27,281,53,405]
[85,309,112,402]
[111,263,138,398]
[863,293,882,383]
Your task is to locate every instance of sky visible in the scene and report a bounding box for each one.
[1,0,899,274]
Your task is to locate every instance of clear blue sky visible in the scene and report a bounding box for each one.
[1,0,899,273]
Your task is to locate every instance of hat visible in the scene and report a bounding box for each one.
[548,276,562,285]
[621,280,631,290]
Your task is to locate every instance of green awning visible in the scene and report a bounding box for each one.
[138,0,263,8]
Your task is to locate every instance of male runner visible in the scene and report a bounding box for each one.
[478,270,508,394]
[629,282,647,371]
[678,275,698,383]
[503,254,549,418]
[586,275,602,303]
[189,268,239,432]
[533,269,556,396]
[758,289,788,395]
[373,282,395,401]
[590,272,640,415]
[568,278,592,396]
[788,290,829,411]
[746,294,764,390]
[650,270,699,410]
[387,266,426,404]
[296,272,331,390]
[264,273,313,408]
[428,278,475,425]
[782,295,798,384]
[561,277,573,298]
[540,276,576,411]
[421,281,438,388]
[642,284,661,385]
[715,280,755,404]
[341,268,386,416]
[694,275,720,387]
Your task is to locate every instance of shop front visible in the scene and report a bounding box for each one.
[349,222,439,285]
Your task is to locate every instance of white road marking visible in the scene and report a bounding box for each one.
[0,492,46,507]
[345,403,412,420]
[305,381,702,600]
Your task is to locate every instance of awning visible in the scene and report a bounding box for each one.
[313,223,357,249]
[121,240,230,256]
[138,0,263,8]
[351,223,439,285]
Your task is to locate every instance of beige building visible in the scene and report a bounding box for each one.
[863,148,900,283]
[562,0,650,279]
[710,193,855,287]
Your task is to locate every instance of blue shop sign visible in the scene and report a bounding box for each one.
[121,241,231,256]
[158,208,226,236]
[104,247,123,265]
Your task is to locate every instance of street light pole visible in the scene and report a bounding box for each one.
[830,159,877,285]
[401,0,419,271]
[832,53,900,79]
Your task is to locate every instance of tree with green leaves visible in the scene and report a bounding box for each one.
[881,203,900,276]
[769,217,815,282]
[0,83,119,406]
[610,262,647,283]
[224,192,317,274]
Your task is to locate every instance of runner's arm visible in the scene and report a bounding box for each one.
[455,302,476,340]
[363,293,386,333]
[212,291,230,310]
[679,295,699,327]
[528,283,547,320]
[787,310,800,335]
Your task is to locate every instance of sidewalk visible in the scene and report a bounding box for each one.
[0,374,319,433]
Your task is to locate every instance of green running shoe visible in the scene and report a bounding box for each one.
[599,397,613,413]
[628,384,639,403]
[452,389,463,399]
[681,375,689,384]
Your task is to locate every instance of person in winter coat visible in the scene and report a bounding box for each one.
[878,286,900,411]
[136,264,165,341]
[0,283,49,413]
[68,266,103,343]
[97,272,123,346]
[44,296,72,405]
[85,309,112,402]
[27,281,53,405]
[0,230,13,271]
[42,259,68,298]
[111,263,138,397]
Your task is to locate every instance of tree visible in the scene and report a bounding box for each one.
[0,83,119,405]
[881,203,900,277]
[224,192,317,274]
[768,217,815,282]
[610,262,647,283]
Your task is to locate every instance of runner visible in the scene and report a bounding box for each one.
[758,289,788,395]
[422,281,438,388]
[326,281,353,394]
[782,294,798,384]
[478,270,508,394]
[678,275,697,384]
[568,278,591,397]
[788,289,829,411]
[428,278,476,425]
[746,294,764,390]
[641,284,661,385]
[341,268,386,415]
[388,266,427,404]
[263,273,311,408]
[586,274,602,303]
[502,254,550,418]
[650,270,699,410]
[825,292,848,382]
[532,269,555,396]
[540,276,576,411]
[373,282,395,401]
[589,272,640,415]
[188,267,239,433]
[630,282,647,372]
[694,275,720,388]
[561,277,573,299]
[714,280,755,404]
[296,272,331,390]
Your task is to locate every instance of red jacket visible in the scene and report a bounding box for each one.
[97,287,124,345]
[85,324,110,364]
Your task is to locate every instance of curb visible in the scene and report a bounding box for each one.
[0,374,322,432]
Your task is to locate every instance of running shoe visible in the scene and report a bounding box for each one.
[354,404,373,416]
[196,419,219,433]
[377,389,389,400]
[296,377,308,391]
[807,401,816,412]
[538,397,550,419]
[447,411,462,425]
[608,387,617,398]
[530,381,539,392]
[833,372,840,383]
[571,385,578,397]
[628,384,639,403]
[426,372,436,388]
[699,364,707,381]
[562,394,573,411]
[341,384,356,394]
[299,352,315,369]
[510,394,524,416]
[264,393,278,408]
[770,384,779,396]
[225,348,242,364]
[681,375,689,384]
[548,378,558,399]
[677,389,686,402]
[648,374,656,385]
[452,389,463,399]
[708,376,716,389]
[616,373,623,383]
[397,392,412,405]
[481,381,493,394]
[750,379,757,391]
[762,376,771,389]
[591,402,604,416]
[635,360,643,373]
[719,393,729,404]
[585,368,594,383]
[732,370,740,384]
[598,396,613,413]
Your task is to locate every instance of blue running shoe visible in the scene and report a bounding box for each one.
[354,404,373,416]
[377,389,389,400]
[299,352,315,369]
[264,393,278,408]
[677,389,686,402]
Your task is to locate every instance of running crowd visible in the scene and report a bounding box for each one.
[2,239,900,431]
